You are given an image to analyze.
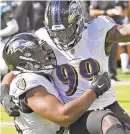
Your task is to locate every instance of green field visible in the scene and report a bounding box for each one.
[0,73,130,134]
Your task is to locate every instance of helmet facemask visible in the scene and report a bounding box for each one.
[45,0,84,51]
[17,40,57,73]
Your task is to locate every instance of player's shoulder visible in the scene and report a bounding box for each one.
[35,27,49,40]
[87,15,116,31]
[10,73,51,98]
[35,27,56,47]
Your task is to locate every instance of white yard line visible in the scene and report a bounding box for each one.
[115,91,130,94]
[0,122,14,127]
[112,80,130,86]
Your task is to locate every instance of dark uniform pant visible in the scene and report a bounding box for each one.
[69,101,130,134]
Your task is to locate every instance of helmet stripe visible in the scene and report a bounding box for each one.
[51,0,56,25]
[58,0,61,24]
[51,0,61,25]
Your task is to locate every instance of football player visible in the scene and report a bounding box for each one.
[0,1,19,38]
[35,1,130,134]
[1,33,110,134]
[2,1,130,134]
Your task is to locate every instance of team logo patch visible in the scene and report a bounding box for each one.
[16,78,26,90]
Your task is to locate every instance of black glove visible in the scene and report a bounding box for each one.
[0,84,20,117]
[89,72,111,98]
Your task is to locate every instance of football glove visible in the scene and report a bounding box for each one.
[89,72,111,98]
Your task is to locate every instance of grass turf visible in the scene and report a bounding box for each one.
[1,127,17,134]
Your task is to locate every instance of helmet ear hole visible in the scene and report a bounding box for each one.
[19,62,26,68]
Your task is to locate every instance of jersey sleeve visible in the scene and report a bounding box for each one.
[87,15,117,36]
[99,15,116,31]
[9,73,60,99]
[84,16,117,59]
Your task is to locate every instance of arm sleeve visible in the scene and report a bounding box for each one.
[97,16,116,33]
[88,16,116,35]
[0,19,19,37]
[86,16,117,55]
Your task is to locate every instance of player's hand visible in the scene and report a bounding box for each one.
[1,95,20,117]
[89,72,111,98]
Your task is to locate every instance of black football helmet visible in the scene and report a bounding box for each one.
[44,0,84,50]
[3,33,57,73]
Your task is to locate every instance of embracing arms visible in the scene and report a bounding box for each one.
[1,72,110,127]
[26,86,96,127]
[25,72,110,127]
[0,13,19,37]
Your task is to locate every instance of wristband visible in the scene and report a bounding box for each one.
[0,84,10,102]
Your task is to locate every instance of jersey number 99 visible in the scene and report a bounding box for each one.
[56,58,100,96]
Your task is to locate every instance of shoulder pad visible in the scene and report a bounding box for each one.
[35,28,58,49]
[88,16,116,29]
[10,73,47,98]
[10,73,60,98]
[35,28,49,40]
[87,16,116,35]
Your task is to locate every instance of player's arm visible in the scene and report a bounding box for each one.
[1,72,110,126]
[2,71,15,85]
[105,24,130,53]
[26,72,110,127]
[26,86,96,127]
[0,72,19,116]
[0,12,19,37]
